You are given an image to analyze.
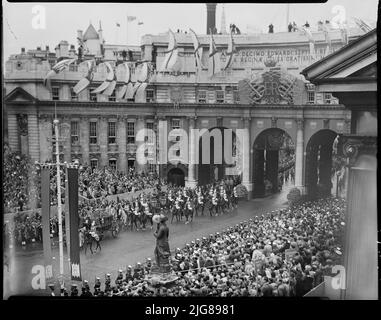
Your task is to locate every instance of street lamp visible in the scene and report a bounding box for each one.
[53,118,65,284]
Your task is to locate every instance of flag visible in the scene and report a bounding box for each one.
[41,166,53,280]
[138,21,144,25]
[127,16,136,22]
[67,167,82,281]
[116,22,120,27]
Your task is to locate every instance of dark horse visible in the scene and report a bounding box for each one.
[81,229,103,255]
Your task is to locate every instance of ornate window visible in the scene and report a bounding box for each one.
[89,88,97,102]
[108,122,116,144]
[71,87,78,101]
[52,87,59,100]
[90,159,98,170]
[71,121,79,145]
[216,90,225,103]
[146,89,155,102]
[109,158,117,171]
[127,122,135,144]
[171,119,181,130]
[89,121,97,144]
[198,90,207,103]
[324,93,332,104]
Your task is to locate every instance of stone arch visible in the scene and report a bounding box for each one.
[305,129,338,197]
[252,128,295,197]
[197,126,237,186]
[167,166,186,187]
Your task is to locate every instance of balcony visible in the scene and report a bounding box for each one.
[89,144,100,153]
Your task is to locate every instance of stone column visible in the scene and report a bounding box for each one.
[186,116,197,188]
[240,117,252,199]
[135,116,146,173]
[17,114,29,156]
[117,116,127,172]
[39,115,53,163]
[340,135,377,300]
[62,116,71,163]
[27,113,40,162]
[294,119,305,193]
[80,116,89,166]
[8,114,19,152]
[158,117,168,180]
[99,116,109,167]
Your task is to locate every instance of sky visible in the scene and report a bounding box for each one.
[3,1,379,61]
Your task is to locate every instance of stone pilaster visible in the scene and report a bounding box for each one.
[240,117,252,199]
[340,135,377,300]
[61,116,71,163]
[27,113,40,162]
[117,116,127,172]
[135,116,146,173]
[186,116,197,188]
[99,116,109,167]
[38,115,53,163]
[8,114,19,152]
[158,117,168,179]
[294,119,305,194]
[80,116,89,166]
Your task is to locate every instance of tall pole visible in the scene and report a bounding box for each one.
[126,15,128,45]
[53,118,64,283]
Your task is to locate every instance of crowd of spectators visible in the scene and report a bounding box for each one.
[4,144,162,213]
[55,197,345,297]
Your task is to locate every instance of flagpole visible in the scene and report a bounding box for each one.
[126,15,128,45]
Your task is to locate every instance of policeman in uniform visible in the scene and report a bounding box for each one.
[70,284,78,297]
[115,269,124,285]
[94,277,101,292]
[125,265,133,282]
[105,273,111,291]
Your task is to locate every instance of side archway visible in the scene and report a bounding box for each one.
[305,129,338,197]
[167,167,185,187]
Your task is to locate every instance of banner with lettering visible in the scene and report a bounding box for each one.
[41,167,53,279]
[67,167,82,281]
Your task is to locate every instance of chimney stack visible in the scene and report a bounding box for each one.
[21,48,25,53]
[206,3,217,34]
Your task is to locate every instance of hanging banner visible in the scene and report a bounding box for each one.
[67,167,82,281]
[41,166,53,280]
[64,169,70,264]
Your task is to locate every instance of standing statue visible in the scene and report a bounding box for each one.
[152,214,171,273]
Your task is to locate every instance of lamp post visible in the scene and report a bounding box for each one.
[53,118,65,284]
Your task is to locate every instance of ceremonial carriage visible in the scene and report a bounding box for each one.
[96,215,120,238]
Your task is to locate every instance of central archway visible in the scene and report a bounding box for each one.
[198,127,237,186]
[252,128,295,197]
[167,168,185,187]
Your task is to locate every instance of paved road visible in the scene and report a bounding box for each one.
[3,183,292,298]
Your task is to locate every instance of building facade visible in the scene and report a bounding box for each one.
[4,21,365,198]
